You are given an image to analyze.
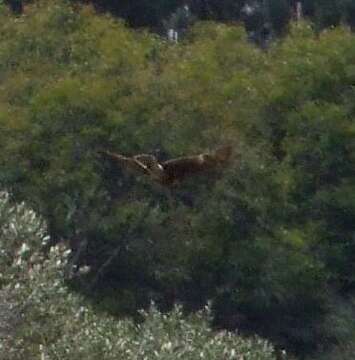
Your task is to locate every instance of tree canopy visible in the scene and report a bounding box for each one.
[1,0,355,358]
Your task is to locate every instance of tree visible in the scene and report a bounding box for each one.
[343,0,355,30]
[188,0,246,21]
[268,0,292,35]
[5,0,23,14]
[91,0,180,29]
[314,0,342,30]
[1,2,355,357]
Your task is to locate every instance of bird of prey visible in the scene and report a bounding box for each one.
[100,145,232,187]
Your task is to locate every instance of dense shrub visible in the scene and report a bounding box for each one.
[1,1,355,357]
[0,193,277,360]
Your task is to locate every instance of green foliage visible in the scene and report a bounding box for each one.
[0,192,49,286]
[0,195,276,360]
[1,1,355,357]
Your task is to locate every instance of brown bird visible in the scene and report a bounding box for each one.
[100,145,232,187]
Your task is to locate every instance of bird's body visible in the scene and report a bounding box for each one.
[160,155,210,185]
[100,145,232,187]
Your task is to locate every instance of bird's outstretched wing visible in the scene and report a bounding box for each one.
[161,145,232,185]
[99,145,232,186]
[99,150,150,175]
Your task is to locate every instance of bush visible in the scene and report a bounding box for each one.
[0,193,277,360]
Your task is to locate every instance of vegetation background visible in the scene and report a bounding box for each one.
[1,0,355,358]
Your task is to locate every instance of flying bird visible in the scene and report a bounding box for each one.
[100,145,233,187]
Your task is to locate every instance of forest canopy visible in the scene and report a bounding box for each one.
[1,0,355,358]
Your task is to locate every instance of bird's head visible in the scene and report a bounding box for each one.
[214,145,233,163]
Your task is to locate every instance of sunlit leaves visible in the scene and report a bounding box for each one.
[0,195,276,359]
